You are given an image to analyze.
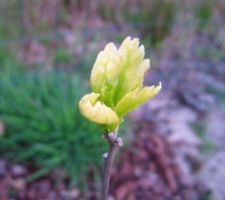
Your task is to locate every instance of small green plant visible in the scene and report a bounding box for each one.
[79,37,161,200]
[0,69,106,184]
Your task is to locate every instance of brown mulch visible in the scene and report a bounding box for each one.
[0,124,208,200]
[110,124,207,200]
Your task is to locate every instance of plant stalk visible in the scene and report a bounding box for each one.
[101,132,123,200]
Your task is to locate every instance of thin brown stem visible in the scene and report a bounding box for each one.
[101,132,123,200]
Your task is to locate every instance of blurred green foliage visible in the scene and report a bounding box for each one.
[195,0,214,28]
[53,48,72,66]
[0,0,22,39]
[74,51,98,78]
[97,0,176,47]
[194,45,224,61]
[123,0,176,46]
[200,191,212,200]
[191,121,214,154]
[0,48,107,185]
[97,0,115,22]
[206,86,225,108]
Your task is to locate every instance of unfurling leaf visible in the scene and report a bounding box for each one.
[79,37,161,131]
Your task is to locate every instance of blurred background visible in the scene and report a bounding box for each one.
[0,0,225,199]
